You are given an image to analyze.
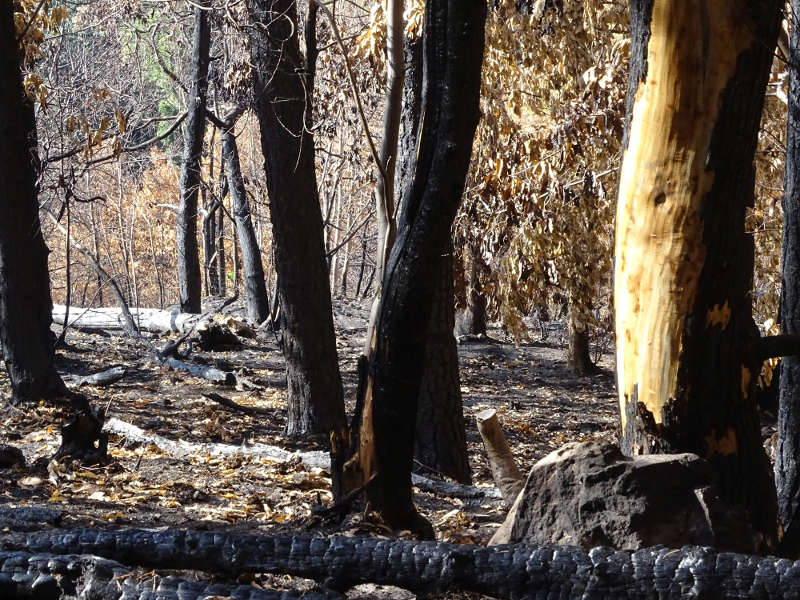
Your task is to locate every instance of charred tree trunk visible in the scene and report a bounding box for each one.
[345,0,486,534]
[222,121,269,325]
[248,0,345,438]
[567,302,594,375]
[176,6,211,314]
[614,0,780,550]
[456,242,487,336]
[0,7,66,403]
[777,0,800,558]
[415,247,471,484]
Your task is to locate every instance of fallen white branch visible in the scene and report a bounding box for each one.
[104,418,500,499]
[53,305,204,334]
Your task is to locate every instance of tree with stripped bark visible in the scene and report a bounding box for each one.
[615,0,782,550]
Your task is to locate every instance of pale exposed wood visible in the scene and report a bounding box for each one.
[52,304,202,334]
[614,1,753,437]
[475,408,524,505]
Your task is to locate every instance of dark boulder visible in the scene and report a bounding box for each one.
[490,441,759,553]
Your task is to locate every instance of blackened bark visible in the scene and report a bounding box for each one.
[176,6,211,314]
[567,303,594,375]
[9,527,800,600]
[222,123,269,324]
[0,6,66,403]
[248,0,345,436]
[777,0,800,557]
[203,201,219,295]
[415,248,471,484]
[355,0,486,532]
[217,173,227,296]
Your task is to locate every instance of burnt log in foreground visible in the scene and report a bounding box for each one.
[4,528,800,599]
[0,551,342,600]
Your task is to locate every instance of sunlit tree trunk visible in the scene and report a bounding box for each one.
[615,0,780,550]
[0,6,66,403]
[248,0,345,437]
[176,6,210,314]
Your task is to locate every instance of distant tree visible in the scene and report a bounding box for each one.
[615,0,781,550]
[221,114,269,324]
[176,5,211,314]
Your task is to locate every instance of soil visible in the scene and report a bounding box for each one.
[0,296,619,598]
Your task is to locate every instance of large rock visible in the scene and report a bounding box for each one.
[489,441,758,553]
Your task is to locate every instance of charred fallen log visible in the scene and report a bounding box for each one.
[0,551,341,599]
[4,528,800,599]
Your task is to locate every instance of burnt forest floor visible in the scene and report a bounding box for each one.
[0,296,619,598]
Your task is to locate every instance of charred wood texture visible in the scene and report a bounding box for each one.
[176,6,211,314]
[778,0,800,558]
[0,6,67,403]
[6,528,800,599]
[248,0,345,437]
[414,247,471,484]
[0,551,341,600]
[349,0,486,534]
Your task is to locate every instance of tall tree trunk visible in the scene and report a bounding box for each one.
[614,0,780,550]
[0,6,67,403]
[248,0,345,437]
[415,246,471,484]
[396,33,470,484]
[222,121,269,324]
[777,0,800,558]
[176,6,211,314]
[346,0,486,534]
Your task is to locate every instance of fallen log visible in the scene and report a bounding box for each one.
[0,551,342,599]
[4,528,800,599]
[66,366,127,388]
[161,356,237,386]
[52,305,203,334]
[103,418,499,499]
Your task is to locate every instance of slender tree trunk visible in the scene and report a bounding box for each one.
[0,6,66,402]
[248,0,345,437]
[415,247,471,484]
[364,0,406,353]
[346,0,486,534]
[222,121,269,324]
[615,0,780,550]
[217,170,228,296]
[176,6,210,314]
[777,0,800,558]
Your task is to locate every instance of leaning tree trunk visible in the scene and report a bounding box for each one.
[777,0,800,558]
[247,0,345,438]
[345,0,486,535]
[614,0,780,550]
[176,6,211,314]
[0,6,67,403]
[222,121,269,325]
[415,247,471,484]
[396,36,470,484]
